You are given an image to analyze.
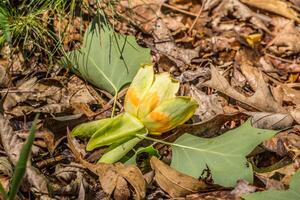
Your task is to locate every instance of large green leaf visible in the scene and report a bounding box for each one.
[65,16,151,94]
[171,120,277,187]
[243,169,300,200]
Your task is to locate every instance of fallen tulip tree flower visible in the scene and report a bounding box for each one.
[71,65,198,163]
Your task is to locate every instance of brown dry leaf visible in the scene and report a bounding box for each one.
[268,21,300,56]
[118,0,164,32]
[16,129,56,153]
[291,108,300,124]
[115,163,146,200]
[189,85,224,121]
[150,157,207,198]
[240,0,300,23]
[212,0,270,34]
[67,132,146,200]
[153,19,200,68]
[255,175,285,190]
[202,65,285,113]
[273,84,300,105]
[3,77,37,111]
[235,50,261,91]
[248,112,294,130]
[178,191,240,200]
[263,129,300,156]
[0,115,49,195]
[176,112,247,138]
[230,180,257,197]
[113,176,130,200]
[255,159,300,186]
[0,63,9,87]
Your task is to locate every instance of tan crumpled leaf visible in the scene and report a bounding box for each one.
[67,132,146,200]
[189,85,224,121]
[115,163,146,200]
[268,21,300,55]
[114,175,130,200]
[255,159,300,186]
[202,65,285,113]
[96,163,145,200]
[240,0,300,23]
[263,129,300,156]
[235,50,261,91]
[153,19,200,68]
[248,112,294,130]
[212,0,270,34]
[118,0,164,32]
[0,115,49,195]
[150,157,207,198]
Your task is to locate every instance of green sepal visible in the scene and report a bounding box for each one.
[86,113,145,151]
[98,137,144,164]
[71,118,114,138]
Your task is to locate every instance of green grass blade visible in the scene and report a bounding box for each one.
[0,181,8,200]
[8,114,39,200]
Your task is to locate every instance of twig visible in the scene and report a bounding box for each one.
[162,3,198,18]
[265,53,296,64]
[188,1,205,33]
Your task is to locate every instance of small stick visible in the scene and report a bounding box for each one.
[188,1,205,33]
[162,3,198,17]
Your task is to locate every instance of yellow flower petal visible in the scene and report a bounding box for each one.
[137,73,179,119]
[142,97,198,134]
[124,65,154,116]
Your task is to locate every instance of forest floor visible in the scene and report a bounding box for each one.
[1,0,300,199]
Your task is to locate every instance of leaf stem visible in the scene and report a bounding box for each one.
[136,134,174,146]
[111,91,118,117]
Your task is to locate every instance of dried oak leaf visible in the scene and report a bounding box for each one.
[67,132,146,200]
[268,21,300,56]
[118,0,164,32]
[152,19,200,68]
[241,0,300,23]
[150,157,207,198]
[212,0,270,34]
[202,65,285,113]
[189,85,224,122]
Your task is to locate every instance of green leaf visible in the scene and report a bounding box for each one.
[243,169,300,200]
[86,113,145,151]
[0,181,8,200]
[71,117,114,138]
[8,114,38,200]
[171,120,277,187]
[125,145,160,165]
[64,15,151,95]
[99,137,144,164]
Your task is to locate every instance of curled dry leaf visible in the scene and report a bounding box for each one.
[150,157,207,198]
[212,0,270,33]
[0,115,49,195]
[202,65,285,113]
[231,180,257,197]
[114,175,130,200]
[235,50,261,91]
[118,0,164,32]
[268,21,300,56]
[176,112,247,138]
[189,85,224,122]
[248,112,294,130]
[263,128,300,157]
[152,19,200,68]
[240,0,300,23]
[67,131,146,200]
